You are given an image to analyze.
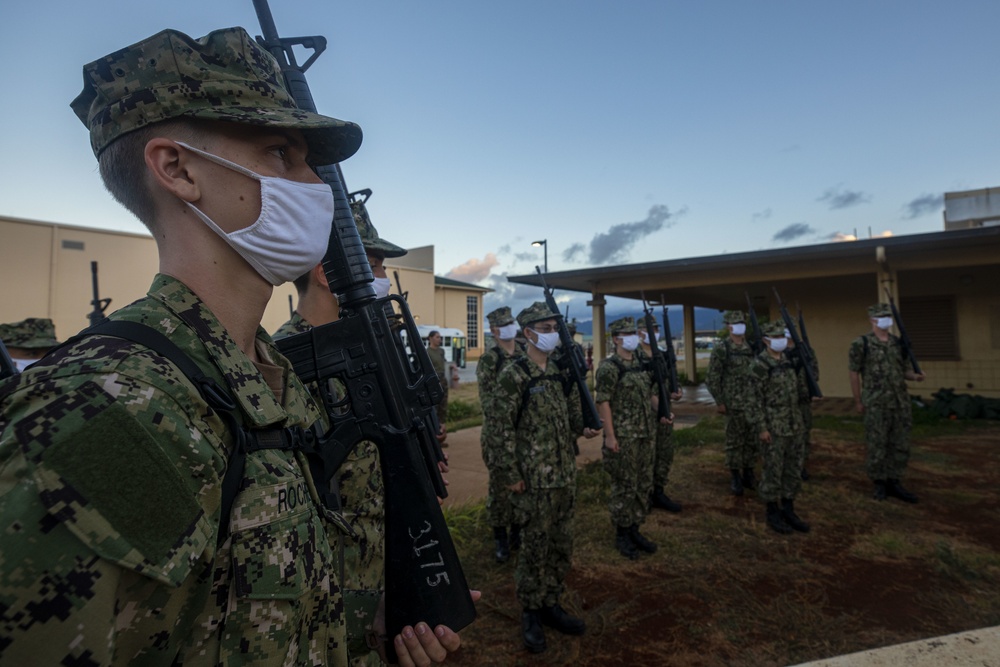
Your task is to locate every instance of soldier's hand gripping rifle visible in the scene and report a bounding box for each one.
[641,293,671,421]
[535,267,603,431]
[744,292,765,355]
[88,261,112,328]
[883,288,922,375]
[772,288,822,398]
[660,296,680,394]
[252,0,475,654]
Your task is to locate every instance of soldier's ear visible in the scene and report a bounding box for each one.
[145,138,200,202]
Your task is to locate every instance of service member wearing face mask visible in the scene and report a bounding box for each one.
[0,318,61,374]
[749,322,811,535]
[596,317,670,561]
[848,303,926,504]
[636,319,683,513]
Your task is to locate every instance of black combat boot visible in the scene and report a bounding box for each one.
[730,469,744,496]
[781,498,811,533]
[872,480,887,501]
[887,479,918,504]
[509,523,522,551]
[615,525,639,560]
[522,609,546,653]
[652,485,683,512]
[494,527,510,563]
[540,603,586,635]
[766,501,793,534]
[742,467,757,490]
[629,524,658,554]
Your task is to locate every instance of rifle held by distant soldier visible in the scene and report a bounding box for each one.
[641,293,671,421]
[744,292,764,355]
[772,288,822,398]
[0,339,17,380]
[660,296,680,393]
[535,266,603,431]
[883,288,922,375]
[252,0,475,654]
[88,261,112,328]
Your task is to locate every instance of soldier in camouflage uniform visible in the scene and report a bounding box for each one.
[750,322,811,534]
[787,333,819,481]
[849,303,926,503]
[477,306,525,564]
[0,27,460,666]
[637,318,683,513]
[494,302,600,653]
[0,317,60,372]
[707,310,760,495]
[275,204,410,666]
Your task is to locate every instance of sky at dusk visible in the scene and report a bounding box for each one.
[3,0,999,321]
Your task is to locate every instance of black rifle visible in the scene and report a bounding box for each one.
[659,296,680,393]
[252,0,475,653]
[744,292,765,355]
[883,288,922,375]
[0,339,17,380]
[288,294,294,319]
[535,267,603,431]
[640,293,671,421]
[88,261,112,328]
[796,301,813,352]
[772,288,822,398]
[393,270,408,301]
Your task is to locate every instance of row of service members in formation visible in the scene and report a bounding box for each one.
[706,305,926,535]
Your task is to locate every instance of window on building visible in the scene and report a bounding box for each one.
[900,295,959,361]
[466,296,479,348]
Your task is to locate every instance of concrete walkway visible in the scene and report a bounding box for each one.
[790,625,1000,666]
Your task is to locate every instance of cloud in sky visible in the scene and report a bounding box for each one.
[902,193,941,220]
[752,208,773,223]
[446,252,498,283]
[818,186,872,210]
[827,229,893,242]
[772,222,815,243]
[564,204,682,265]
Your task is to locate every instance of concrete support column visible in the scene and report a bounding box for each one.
[588,293,607,364]
[683,302,696,383]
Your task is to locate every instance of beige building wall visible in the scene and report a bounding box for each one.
[433,286,488,360]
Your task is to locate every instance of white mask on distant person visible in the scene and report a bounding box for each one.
[730,323,747,336]
[620,334,640,352]
[876,316,893,330]
[372,277,392,298]
[176,142,334,286]
[768,337,788,352]
[529,330,560,353]
[497,323,519,340]
[12,358,34,373]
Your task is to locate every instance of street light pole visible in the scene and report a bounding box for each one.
[532,239,548,273]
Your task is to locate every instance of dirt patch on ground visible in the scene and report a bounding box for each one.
[446,420,1000,666]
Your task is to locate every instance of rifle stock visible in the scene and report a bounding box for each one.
[253,0,475,654]
[883,289,922,375]
[535,267,602,431]
[772,288,822,398]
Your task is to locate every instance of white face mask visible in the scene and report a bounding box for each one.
[768,337,788,352]
[12,358,34,372]
[876,316,893,330]
[372,277,392,298]
[176,142,334,286]
[528,329,560,353]
[619,334,640,352]
[497,323,519,340]
[730,323,747,336]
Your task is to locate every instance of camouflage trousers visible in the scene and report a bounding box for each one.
[653,421,675,488]
[864,406,912,481]
[602,435,655,528]
[799,401,813,467]
[513,486,576,609]
[758,434,804,503]
[482,432,517,528]
[724,410,759,469]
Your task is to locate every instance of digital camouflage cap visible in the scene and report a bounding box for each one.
[71,27,362,165]
[762,321,786,338]
[517,301,558,329]
[636,318,659,331]
[0,318,59,349]
[608,316,637,335]
[723,310,746,325]
[350,190,407,258]
[868,303,892,318]
[487,306,515,328]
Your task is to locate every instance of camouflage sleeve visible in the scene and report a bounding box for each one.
[848,336,864,373]
[567,375,585,435]
[594,358,618,404]
[476,349,496,415]
[706,342,726,402]
[492,364,526,489]
[748,359,768,434]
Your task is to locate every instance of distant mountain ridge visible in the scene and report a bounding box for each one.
[569,306,722,336]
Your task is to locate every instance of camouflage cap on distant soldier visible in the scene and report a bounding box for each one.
[351,193,407,258]
[762,321,787,338]
[867,303,892,318]
[0,318,59,349]
[487,306,516,328]
[723,310,746,325]
[517,301,558,329]
[608,316,637,335]
[70,27,362,164]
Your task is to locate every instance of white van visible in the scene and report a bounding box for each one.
[416,325,467,368]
